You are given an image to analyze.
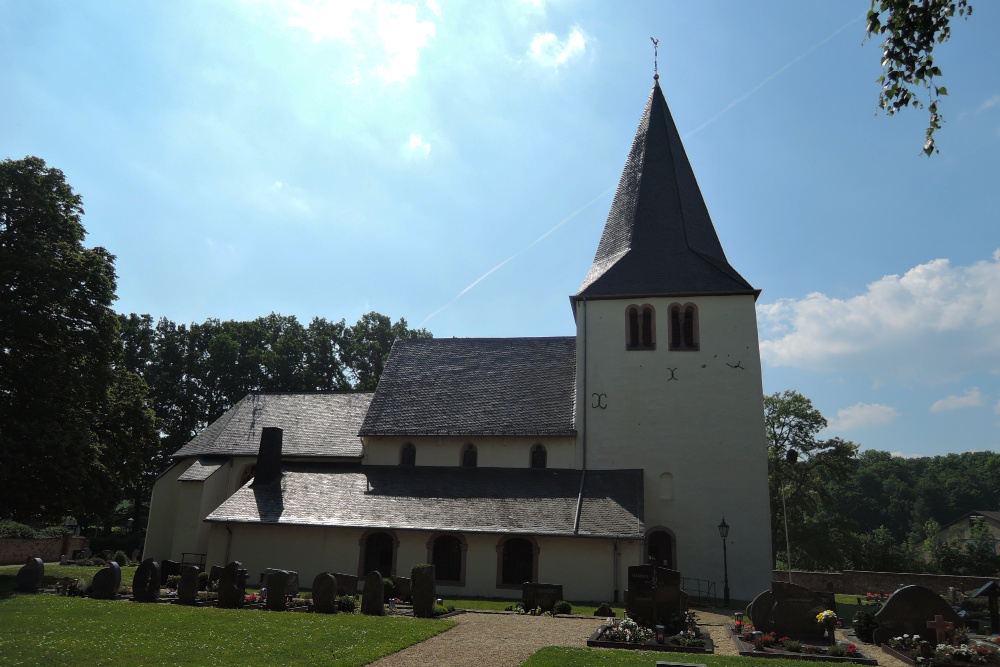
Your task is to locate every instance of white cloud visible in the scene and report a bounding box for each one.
[890,451,924,459]
[759,251,1000,383]
[828,402,899,430]
[528,27,586,68]
[283,0,435,83]
[405,132,431,157]
[980,94,1000,112]
[995,398,1000,415]
[930,387,984,413]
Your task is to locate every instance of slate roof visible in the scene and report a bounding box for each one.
[177,456,227,481]
[577,82,756,300]
[359,337,577,437]
[205,464,644,539]
[172,392,374,459]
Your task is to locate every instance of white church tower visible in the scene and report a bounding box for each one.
[572,79,772,601]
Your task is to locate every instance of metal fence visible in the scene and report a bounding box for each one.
[682,577,718,607]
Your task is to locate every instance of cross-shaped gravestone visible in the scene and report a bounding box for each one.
[927,615,953,644]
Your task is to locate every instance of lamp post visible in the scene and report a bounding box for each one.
[718,517,730,607]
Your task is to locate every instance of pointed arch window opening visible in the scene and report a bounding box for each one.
[530,444,547,469]
[461,443,477,468]
[625,304,656,350]
[400,443,416,466]
[668,302,699,351]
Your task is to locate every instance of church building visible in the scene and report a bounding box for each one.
[145,79,773,604]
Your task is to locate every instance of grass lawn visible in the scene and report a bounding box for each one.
[524,646,837,667]
[0,594,454,666]
[0,564,137,596]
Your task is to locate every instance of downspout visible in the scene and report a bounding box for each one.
[573,298,588,535]
[224,522,233,564]
[613,539,620,603]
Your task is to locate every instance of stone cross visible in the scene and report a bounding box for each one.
[927,614,953,644]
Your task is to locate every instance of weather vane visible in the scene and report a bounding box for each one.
[651,36,659,81]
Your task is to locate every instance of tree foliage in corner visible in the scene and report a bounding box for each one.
[867,0,972,156]
[0,157,121,521]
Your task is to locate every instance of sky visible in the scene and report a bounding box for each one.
[2,0,999,459]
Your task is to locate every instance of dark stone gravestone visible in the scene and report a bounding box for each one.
[91,562,122,600]
[208,565,224,590]
[411,564,435,618]
[177,565,200,604]
[312,572,338,614]
[333,572,359,596]
[594,602,616,617]
[265,570,293,611]
[873,585,963,646]
[361,571,385,616]
[217,561,248,609]
[771,581,830,637]
[393,576,411,602]
[160,559,181,585]
[523,582,563,613]
[261,568,299,597]
[747,589,776,633]
[15,557,44,593]
[625,565,682,627]
[132,559,161,602]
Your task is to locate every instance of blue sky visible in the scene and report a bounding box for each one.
[3,1,998,458]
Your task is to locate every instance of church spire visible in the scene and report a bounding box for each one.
[575,83,756,300]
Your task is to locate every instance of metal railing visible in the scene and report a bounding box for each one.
[682,577,718,607]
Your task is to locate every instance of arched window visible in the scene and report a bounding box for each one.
[400,443,416,466]
[530,444,547,469]
[429,534,465,584]
[668,303,699,350]
[647,529,674,569]
[625,304,655,349]
[497,536,538,587]
[461,443,477,468]
[360,531,396,577]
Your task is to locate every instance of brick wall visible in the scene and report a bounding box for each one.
[0,535,89,565]
[772,570,996,596]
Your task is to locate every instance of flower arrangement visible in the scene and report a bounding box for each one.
[244,593,259,604]
[604,616,654,644]
[845,644,860,657]
[816,610,838,627]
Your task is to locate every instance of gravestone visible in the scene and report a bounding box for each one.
[872,585,963,646]
[746,589,776,633]
[625,565,682,627]
[91,562,122,600]
[261,568,299,597]
[132,559,161,602]
[160,559,181,585]
[177,565,200,604]
[265,570,292,611]
[15,557,44,593]
[312,572,338,614]
[411,564,436,618]
[393,576,411,602]
[771,581,830,637]
[594,602,617,617]
[80,548,92,560]
[361,571,385,616]
[523,582,563,613]
[208,565,224,590]
[217,561,248,609]
[60,554,68,566]
[333,572,359,596]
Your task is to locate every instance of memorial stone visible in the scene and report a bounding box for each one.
[522,582,563,613]
[361,571,385,616]
[594,602,617,617]
[91,562,122,600]
[60,554,68,566]
[208,565,224,590]
[132,559,161,602]
[746,589,776,633]
[177,565,200,604]
[218,561,248,609]
[160,559,181,585]
[262,568,299,597]
[265,570,292,611]
[873,585,963,646]
[771,581,830,637]
[411,564,436,618]
[392,576,411,602]
[333,572,359,596]
[312,572,338,614]
[625,565,682,627]
[15,557,44,593]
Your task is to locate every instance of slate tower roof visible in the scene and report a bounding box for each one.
[576,81,757,300]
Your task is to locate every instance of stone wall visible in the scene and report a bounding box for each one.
[0,536,89,565]
[771,570,996,596]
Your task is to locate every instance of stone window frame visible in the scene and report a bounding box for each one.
[460,442,478,468]
[425,532,468,587]
[668,302,699,351]
[625,304,656,350]
[400,442,416,466]
[495,535,540,589]
[358,529,399,578]
[529,443,547,469]
[644,526,677,570]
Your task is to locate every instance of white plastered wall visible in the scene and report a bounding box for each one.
[575,295,772,601]
[363,435,577,469]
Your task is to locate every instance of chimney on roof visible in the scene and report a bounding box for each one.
[252,427,283,486]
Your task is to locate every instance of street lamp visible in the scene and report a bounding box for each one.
[718,517,730,607]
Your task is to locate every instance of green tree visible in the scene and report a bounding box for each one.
[866,0,972,155]
[0,156,120,520]
[341,312,431,390]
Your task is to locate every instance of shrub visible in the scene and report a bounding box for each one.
[166,575,181,589]
[36,525,69,539]
[337,595,357,613]
[113,550,128,567]
[382,577,395,603]
[783,640,802,652]
[433,605,449,616]
[198,571,209,591]
[828,644,846,657]
[0,520,36,539]
[80,557,106,567]
[553,600,572,615]
[853,611,878,644]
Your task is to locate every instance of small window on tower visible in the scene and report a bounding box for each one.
[400,443,416,466]
[625,304,655,350]
[461,443,477,468]
[530,444,547,469]
[668,303,699,350]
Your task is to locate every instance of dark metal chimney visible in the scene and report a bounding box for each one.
[252,427,283,486]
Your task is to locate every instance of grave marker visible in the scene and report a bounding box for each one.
[265,570,292,611]
[625,565,682,627]
[522,582,563,613]
[312,572,338,614]
[177,565,200,604]
[361,571,385,616]
[91,562,122,600]
[132,559,161,602]
[217,561,248,609]
[15,557,44,593]
[411,565,436,618]
[872,585,963,646]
